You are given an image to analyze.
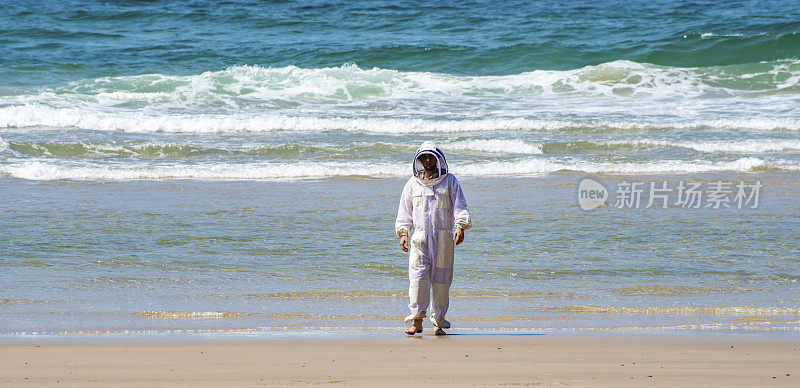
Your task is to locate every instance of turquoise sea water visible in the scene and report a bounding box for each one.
[1,0,799,338]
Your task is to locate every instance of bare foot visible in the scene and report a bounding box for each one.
[405,319,423,335]
[434,326,446,336]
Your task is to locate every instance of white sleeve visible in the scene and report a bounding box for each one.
[395,179,414,237]
[451,176,472,231]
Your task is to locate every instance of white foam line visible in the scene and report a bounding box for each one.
[459,156,799,176]
[0,161,405,181]
[698,32,746,39]
[445,139,543,154]
[605,139,800,153]
[2,105,799,133]
[3,157,797,181]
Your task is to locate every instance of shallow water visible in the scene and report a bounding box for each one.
[2,174,798,337]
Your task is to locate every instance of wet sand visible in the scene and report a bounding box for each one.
[1,335,798,387]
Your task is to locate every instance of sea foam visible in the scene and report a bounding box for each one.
[27,60,800,103]
[604,139,800,153]
[3,157,796,181]
[1,60,799,134]
[2,104,799,134]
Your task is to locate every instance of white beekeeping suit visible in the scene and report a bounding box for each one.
[395,141,471,329]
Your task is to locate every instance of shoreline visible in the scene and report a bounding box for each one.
[2,335,798,386]
[2,326,800,344]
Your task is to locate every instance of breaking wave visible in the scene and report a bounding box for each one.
[6,60,800,105]
[4,138,800,161]
[3,105,799,134]
[1,60,799,134]
[2,156,797,181]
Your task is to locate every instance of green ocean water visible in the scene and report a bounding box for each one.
[2,0,799,82]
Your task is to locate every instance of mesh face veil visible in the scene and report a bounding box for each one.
[413,141,448,180]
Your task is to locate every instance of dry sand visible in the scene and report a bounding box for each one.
[1,335,798,387]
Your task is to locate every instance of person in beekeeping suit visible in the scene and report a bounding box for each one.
[395,141,471,335]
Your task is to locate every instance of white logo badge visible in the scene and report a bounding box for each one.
[578,178,608,210]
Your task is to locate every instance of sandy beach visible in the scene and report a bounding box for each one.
[1,335,798,387]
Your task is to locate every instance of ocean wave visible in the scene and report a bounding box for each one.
[4,138,799,162]
[0,161,404,181]
[538,138,800,154]
[1,60,799,115]
[3,140,205,158]
[457,156,798,176]
[60,59,800,99]
[1,60,798,135]
[1,139,415,160]
[3,105,800,133]
[3,157,797,181]
[445,139,543,154]
[600,139,800,153]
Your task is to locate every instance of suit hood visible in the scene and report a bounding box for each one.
[413,141,448,181]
